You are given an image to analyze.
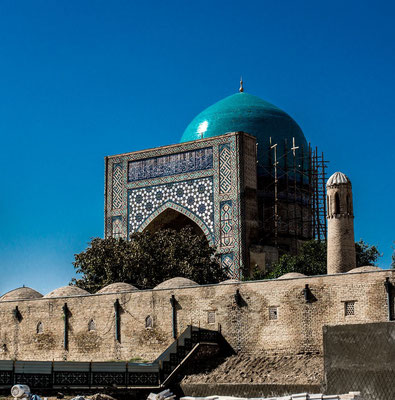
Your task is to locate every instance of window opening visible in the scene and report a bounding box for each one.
[345,301,355,316]
[207,311,216,324]
[269,306,278,320]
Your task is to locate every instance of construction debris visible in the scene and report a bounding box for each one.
[147,389,176,400]
[179,392,363,400]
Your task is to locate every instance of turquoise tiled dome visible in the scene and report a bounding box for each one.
[180,92,308,168]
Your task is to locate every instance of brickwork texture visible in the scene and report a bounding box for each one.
[0,270,392,362]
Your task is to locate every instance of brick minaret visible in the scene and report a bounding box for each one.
[326,171,356,274]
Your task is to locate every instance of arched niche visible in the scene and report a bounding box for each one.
[145,315,153,329]
[88,319,96,331]
[36,322,43,334]
[138,202,213,245]
[335,193,340,214]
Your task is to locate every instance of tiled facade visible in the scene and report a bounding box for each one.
[104,132,258,278]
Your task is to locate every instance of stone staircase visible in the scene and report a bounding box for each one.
[0,326,224,390]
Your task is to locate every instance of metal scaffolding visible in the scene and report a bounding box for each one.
[260,137,328,248]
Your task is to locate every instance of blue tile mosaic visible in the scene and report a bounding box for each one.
[112,216,123,238]
[128,148,213,182]
[112,164,123,210]
[128,177,214,238]
[220,200,233,246]
[219,144,232,194]
[221,253,236,277]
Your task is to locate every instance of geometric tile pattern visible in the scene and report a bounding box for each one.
[128,177,214,236]
[128,147,213,182]
[221,252,236,278]
[219,144,232,194]
[112,164,123,210]
[112,216,123,239]
[220,200,233,247]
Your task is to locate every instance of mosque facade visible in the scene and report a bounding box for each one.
[104,85,321,277]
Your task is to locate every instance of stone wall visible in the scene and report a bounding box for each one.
[324,322,395,400]
[0,270,393,362]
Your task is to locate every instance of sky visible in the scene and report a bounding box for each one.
[0,0,394,295]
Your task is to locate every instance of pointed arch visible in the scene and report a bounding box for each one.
[36,322,43,334]
[335,193,340,214]
[145,315,153,329]
[326,195,330,217]
[88,319,96,331]
[137,201,214,245]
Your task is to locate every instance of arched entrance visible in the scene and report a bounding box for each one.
[137,202,213,244]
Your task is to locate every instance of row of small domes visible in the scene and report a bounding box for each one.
[0,278,199,301]
[0,266,382,302]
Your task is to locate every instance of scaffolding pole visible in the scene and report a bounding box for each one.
[270,138,279,247]
[259,137,329,246]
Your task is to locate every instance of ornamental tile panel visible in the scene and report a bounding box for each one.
[220,200,233,247]
[128,177,214,237]
[221,253,236,278]
[112,216,123,238]
[112,163,123,210]
[128,148,213,182]
[219,143,232,194]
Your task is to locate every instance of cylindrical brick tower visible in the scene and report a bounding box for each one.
[326,171,356,274]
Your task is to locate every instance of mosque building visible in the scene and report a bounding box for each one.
[2,82,392,400]
[104,81,327,278]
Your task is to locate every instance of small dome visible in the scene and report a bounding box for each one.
[153,277,198,290]
[97,282,139,294]
[327,172,350,187]
[0,287,43,301]
[219,279,240,285]
[277,272,307,280]
[44,286,89,298]
[347,266,383,273]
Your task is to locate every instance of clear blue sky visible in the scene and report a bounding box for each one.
[0,0,394,295]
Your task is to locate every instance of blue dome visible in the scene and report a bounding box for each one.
[180,92,308,169]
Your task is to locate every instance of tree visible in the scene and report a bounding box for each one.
[355,240,381,267]
[391,242,395,269]
[256,240,327,280]
[71,227,227,293]
[249,239,382,280]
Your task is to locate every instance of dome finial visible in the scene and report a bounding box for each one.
[239,76,244,93]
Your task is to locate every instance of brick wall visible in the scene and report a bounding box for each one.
[0,270,392,362]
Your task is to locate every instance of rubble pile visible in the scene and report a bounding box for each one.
[178,392,363,400]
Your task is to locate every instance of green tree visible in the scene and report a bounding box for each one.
[355,240,381,267]
[391,242,395,269]
[71,227,226,292]
[249,239,382,280]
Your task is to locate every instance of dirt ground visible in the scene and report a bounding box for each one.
[0,394,118,400]
[182,353,324,385]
